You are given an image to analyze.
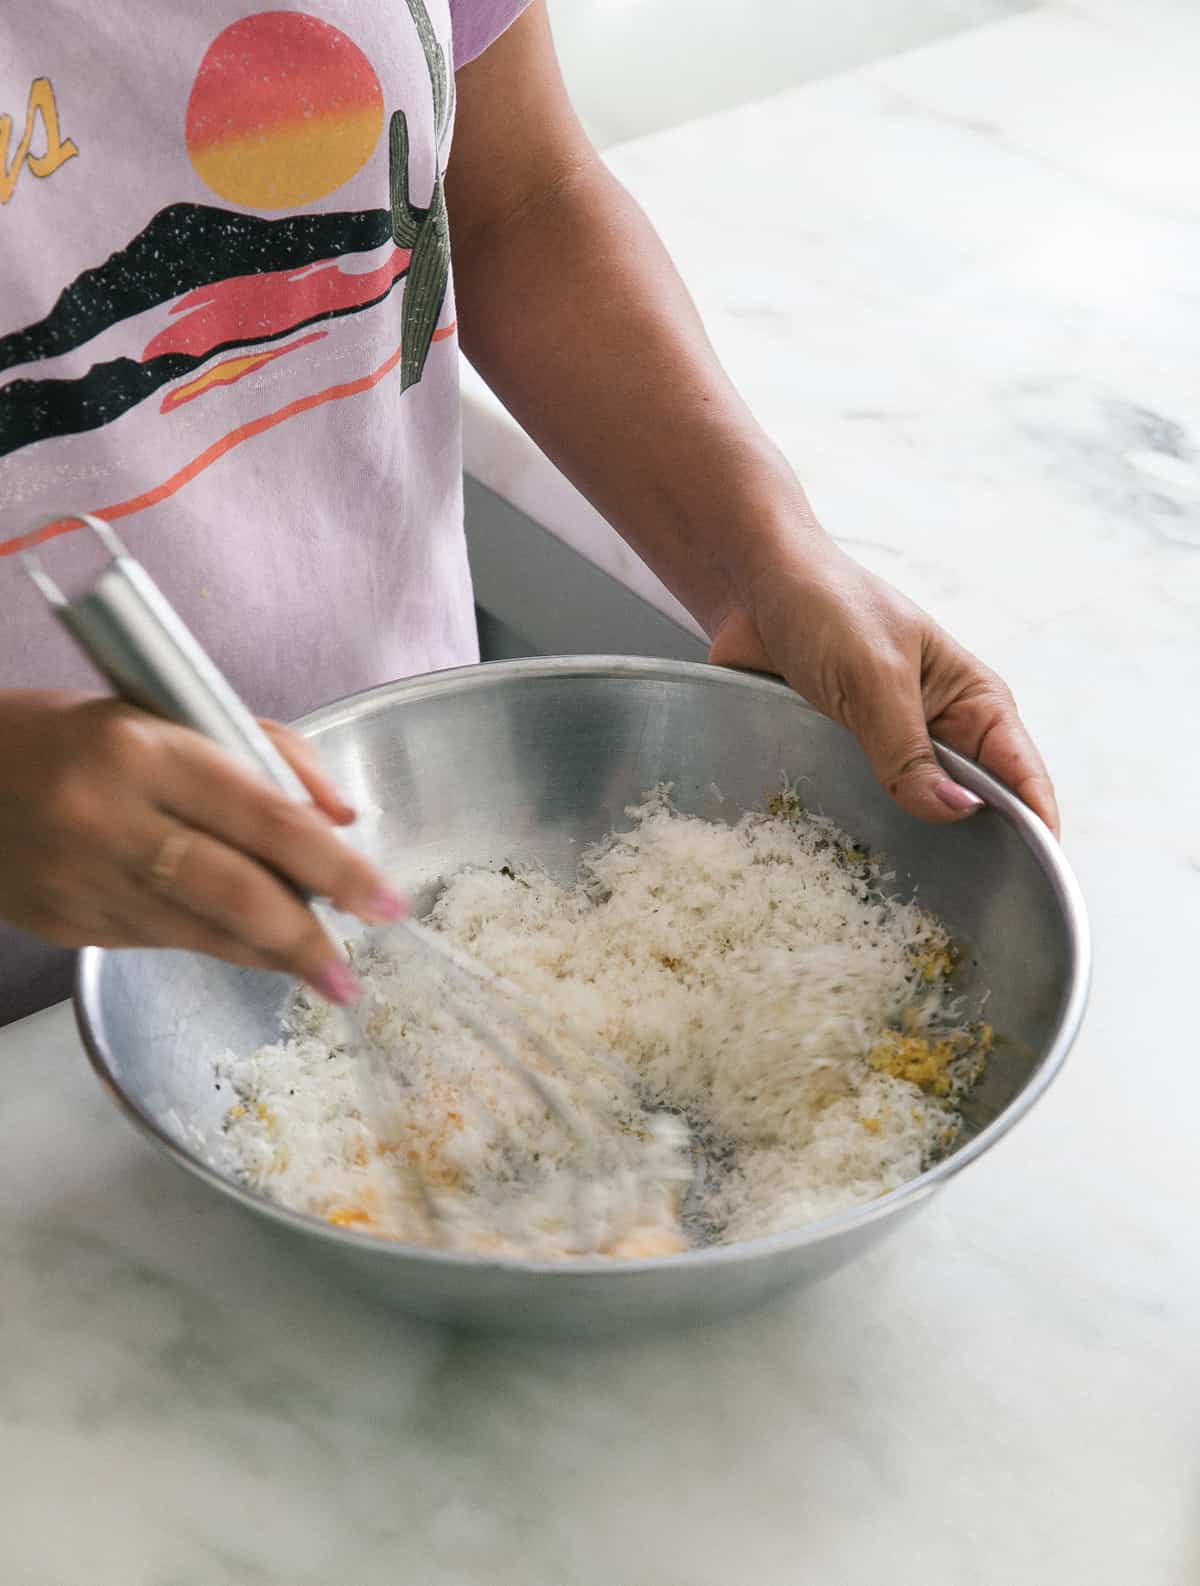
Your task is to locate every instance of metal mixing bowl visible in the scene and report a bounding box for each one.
[76,657,1089,1337]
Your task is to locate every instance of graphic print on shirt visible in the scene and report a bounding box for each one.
[0,76,79,206]
[0,5,454,549]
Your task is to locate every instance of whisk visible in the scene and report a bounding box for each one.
[22,513,690,1255]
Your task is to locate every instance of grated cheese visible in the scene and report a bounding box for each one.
[196,788,989,1257]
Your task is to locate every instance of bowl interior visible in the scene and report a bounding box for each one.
[81,660,1081,1223]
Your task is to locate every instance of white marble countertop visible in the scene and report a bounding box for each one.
[3,4,1198,1582]
[463,0,1200,637]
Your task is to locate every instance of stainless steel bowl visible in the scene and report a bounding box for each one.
[76,657,1090,1337]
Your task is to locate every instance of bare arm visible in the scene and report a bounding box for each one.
[445,3,1058,832]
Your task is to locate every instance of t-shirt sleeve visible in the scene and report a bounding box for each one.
[449,0,533,70]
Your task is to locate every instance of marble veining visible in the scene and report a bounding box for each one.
[464,0,1198,649]
[2,2,1198,1581]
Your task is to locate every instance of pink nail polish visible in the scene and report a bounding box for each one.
[934,778,984,814]
[363,888,409,923]
[309,960,363,1005]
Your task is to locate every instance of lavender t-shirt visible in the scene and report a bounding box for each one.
[0,0,529,1022]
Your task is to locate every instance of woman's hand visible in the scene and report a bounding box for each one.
[709,545,1060,835]
[0,691,401,999]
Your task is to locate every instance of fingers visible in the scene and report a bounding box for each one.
[916,636,1060,835]
[843,660,986,825]
[964,703,1061,837]
[259,719,356,825]
[0,698,387,999]
[136,821,363,999]
[713,565,1061,835]
[116,895,362,1002]
[146,727,404,923]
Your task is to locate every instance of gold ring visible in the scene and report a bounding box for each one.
[148,830,191,894]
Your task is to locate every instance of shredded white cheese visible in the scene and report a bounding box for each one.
[197,789,989,1257]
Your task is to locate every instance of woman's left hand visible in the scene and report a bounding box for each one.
[709,543,1060,836]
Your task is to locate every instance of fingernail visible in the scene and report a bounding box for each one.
[934,778,985,814]
[326,783,356,815]
[309,960,363,1005]
[362,888,409,923]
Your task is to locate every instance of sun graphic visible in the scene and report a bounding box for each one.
[185,12,385,211]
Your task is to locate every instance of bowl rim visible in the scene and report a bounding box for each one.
[75,655,1092,1277]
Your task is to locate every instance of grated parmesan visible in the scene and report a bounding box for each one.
[196,789,989,1258]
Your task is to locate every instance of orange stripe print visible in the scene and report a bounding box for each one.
[159,331,327,414]
[0,323,456,559]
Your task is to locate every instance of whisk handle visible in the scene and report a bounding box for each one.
[21,513,311,806]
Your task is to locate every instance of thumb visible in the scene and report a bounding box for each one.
[847,674,984,825]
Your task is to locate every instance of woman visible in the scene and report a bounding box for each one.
[0,0,1056,1025]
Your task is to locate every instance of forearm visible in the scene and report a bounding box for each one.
[452,161,830,637]
[444,3,1057,832]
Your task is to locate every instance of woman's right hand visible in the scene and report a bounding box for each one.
[0,691,398,1002]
